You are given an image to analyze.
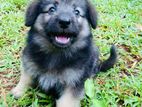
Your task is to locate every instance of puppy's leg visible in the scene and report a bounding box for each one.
[11,71,32,98]
[56,88,83,107]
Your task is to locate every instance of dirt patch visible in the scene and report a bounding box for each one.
[0,69,19,98]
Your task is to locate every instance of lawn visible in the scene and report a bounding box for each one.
[0,0,142,106]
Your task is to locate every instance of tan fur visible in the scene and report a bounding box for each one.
[72,19,90,50]
[34,11,51,33]
[11,71,32,98]
[56,88,81,107]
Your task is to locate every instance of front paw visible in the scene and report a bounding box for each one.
[11,87,25,99]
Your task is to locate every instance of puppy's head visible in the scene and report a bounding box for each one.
[25,0,97,48]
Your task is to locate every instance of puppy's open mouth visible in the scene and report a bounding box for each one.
[55,36,70,44]
[46,32,76,48]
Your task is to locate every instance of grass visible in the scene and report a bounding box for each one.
[0,0,142,106]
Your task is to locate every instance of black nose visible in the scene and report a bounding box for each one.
[58,14,71,29]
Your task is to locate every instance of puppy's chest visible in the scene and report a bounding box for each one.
[37,68,83,91]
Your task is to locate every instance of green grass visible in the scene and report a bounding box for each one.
[0,0,142,106]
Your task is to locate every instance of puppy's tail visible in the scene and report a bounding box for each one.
[99,45,117,72]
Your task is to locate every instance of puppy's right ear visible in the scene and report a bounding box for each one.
[25,1,40,27]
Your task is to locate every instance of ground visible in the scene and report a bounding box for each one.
[0,0,142,107]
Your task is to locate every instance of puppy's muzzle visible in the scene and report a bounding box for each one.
[58,13,71,29]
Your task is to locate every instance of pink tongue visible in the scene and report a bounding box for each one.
[55,36,70,44]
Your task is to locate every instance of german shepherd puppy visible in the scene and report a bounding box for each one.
[11,0,117,106]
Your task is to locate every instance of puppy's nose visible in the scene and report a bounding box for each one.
[58,14,71,29]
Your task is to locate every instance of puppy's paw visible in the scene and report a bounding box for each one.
[11,87,25,99]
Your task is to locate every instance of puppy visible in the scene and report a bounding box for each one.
[11,0,117,107]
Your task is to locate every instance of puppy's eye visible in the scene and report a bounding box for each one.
[74,10,80,16]
[48,7,56,13]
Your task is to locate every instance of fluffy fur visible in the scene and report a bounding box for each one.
[11,0,117,107]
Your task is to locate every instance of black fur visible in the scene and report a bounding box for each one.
[99,45,117,71]
[25,1,41,26]
[86,0,98,29]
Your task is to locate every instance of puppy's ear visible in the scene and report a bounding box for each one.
[87,0,98,29]
[25,1,40,27]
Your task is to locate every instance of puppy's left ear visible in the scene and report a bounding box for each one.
[87,0,98,29]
